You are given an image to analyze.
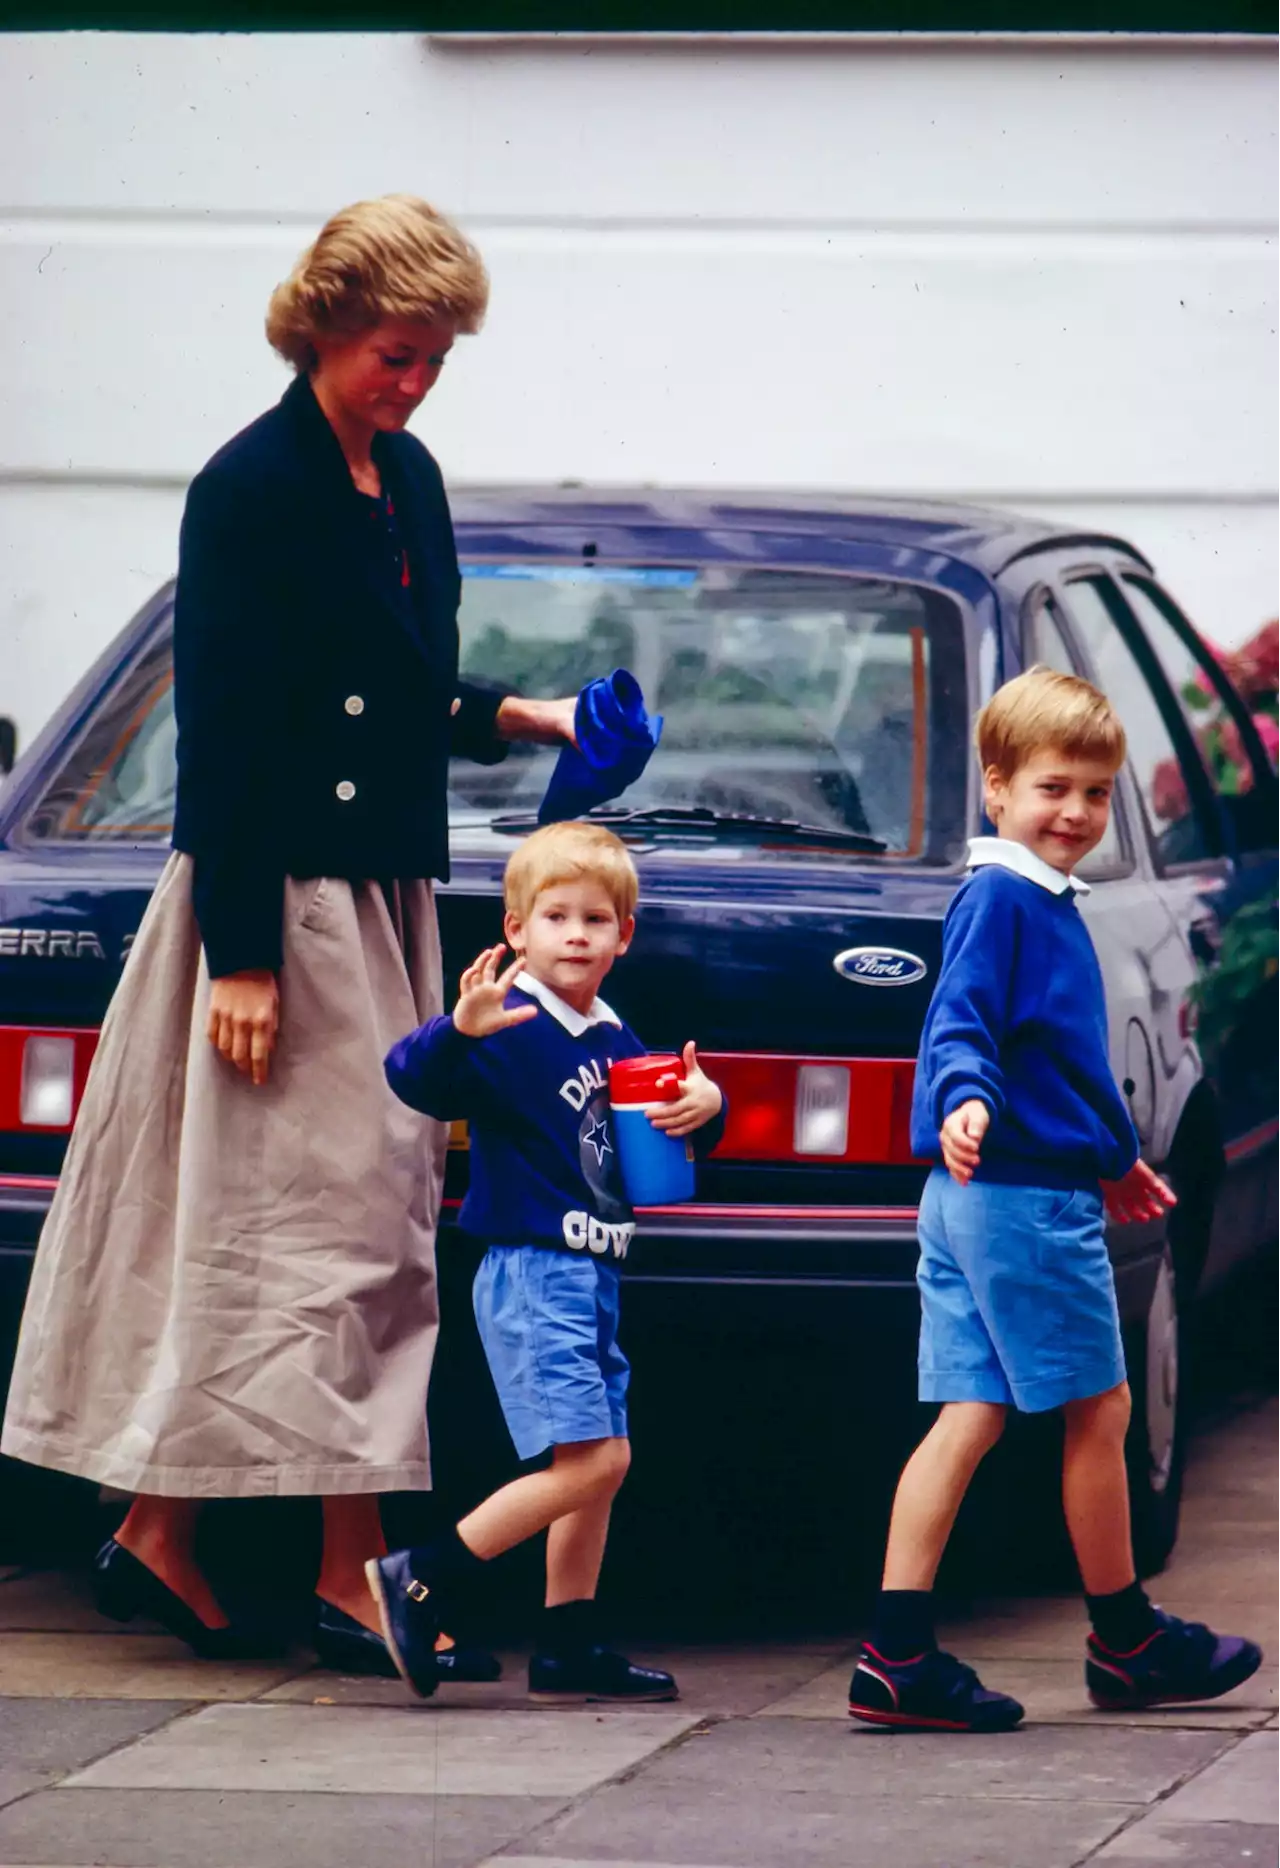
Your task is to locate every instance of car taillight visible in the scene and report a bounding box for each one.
[0,1028,100,1132]
[701,1052,921,1167]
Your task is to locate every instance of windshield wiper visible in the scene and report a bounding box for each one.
[489,805,887,854]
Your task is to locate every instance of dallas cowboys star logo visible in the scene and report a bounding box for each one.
[583,1114,614,1167]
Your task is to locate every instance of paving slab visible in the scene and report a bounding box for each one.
[268,1641,850,1719]
[514,1781,1137,1868]
[0,1571,133,1636]
[0,1633,303,1700]
[764,1656,1277,1727]
[1153,1731,1278,1825]
[479,1860,734,1868]
[64,1701,701,1798]
[601,1715,1231,1804]
[0,1699,190,1811]
[0,1788,565,1868]
[1091,1818,1279,1864]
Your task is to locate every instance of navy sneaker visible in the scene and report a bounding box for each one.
[1087,1608,1262,1710]
[528,1645,678,1704]
[848,1644,1025,1732]
[364,1552,441,1700]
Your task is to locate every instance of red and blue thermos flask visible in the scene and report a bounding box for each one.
[608,1054,697,1207]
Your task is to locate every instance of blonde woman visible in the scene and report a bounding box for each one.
[2,196,576,1675]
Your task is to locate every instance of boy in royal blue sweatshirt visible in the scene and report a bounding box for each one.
[848,667,1262,1733]
[368,821,725,1702]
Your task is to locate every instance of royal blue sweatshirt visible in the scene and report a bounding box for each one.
[385,972,726,1262]
[910,842,1139,1190]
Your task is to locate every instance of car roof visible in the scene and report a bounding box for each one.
[446,486,1153,577]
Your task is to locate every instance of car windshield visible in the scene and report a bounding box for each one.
[16,562,969,863]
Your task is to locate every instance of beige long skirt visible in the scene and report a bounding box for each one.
[1,855,447,1498]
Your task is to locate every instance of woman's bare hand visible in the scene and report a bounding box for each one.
[207,970,280,1086]
[495,695,579,747]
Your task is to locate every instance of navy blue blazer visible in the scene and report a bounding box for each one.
[171,373,508,979]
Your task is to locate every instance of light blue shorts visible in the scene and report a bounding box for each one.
[472,1246,630,1461]
[917,1168,1126,1414]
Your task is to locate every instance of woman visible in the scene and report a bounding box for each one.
[1,196,576,1673]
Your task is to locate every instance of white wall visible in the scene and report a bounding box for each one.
[1,32,1275,750]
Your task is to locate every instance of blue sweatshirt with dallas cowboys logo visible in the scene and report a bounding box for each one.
[384,973,726,1263]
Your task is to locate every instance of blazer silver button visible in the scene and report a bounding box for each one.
[344,695,365,716]
[335,780,356,802]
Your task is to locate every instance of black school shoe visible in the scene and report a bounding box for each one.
[528,1645,679,1704]
[1087,1609,1262,1710]
[364,1552,442,1699]
[848,1644,1025,1732]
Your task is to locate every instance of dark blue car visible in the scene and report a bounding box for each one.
[1,492,1275,1576]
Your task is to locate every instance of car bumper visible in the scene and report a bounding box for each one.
[0,1184,1164,1385]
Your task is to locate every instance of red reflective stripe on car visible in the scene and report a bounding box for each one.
[1224,1117,1280,1164]
[0,1173,60,1192]
[0,1026,100,1132]
[635,1203,919,1221]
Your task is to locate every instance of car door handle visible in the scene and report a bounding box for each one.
[1188,919,1220,966]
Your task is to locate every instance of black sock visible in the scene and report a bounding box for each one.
[540,1598,598,1658]
[404,1524,488,1594]
[868,1589,936,1662]
[1086,1580,1159,1652]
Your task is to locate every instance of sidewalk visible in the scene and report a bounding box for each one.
[0,1397,1273,1868]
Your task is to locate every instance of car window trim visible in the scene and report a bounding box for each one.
[1117,573,1277,797]
[1056,569,1229,876]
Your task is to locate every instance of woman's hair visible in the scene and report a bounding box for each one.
[975,666,1127,778]
[266,194,489,372]
[504,822,640,926]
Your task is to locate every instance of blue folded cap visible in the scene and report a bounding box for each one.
[537,669,664,825]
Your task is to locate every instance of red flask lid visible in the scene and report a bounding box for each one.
[609,1054,684,1103]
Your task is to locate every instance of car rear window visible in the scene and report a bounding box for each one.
[17,563,970,863]
[453,564,969,861]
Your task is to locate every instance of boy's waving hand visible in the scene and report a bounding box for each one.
[453,945,540,1040]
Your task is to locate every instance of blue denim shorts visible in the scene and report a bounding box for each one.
[472,1246,630,1461]
[916,1168,1126,1414]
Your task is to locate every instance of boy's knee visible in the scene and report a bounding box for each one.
[938,1401,1007,1457]
[599,1437,631,1492]
[555,1436,631,1497]
[1065,1381,1131,1439]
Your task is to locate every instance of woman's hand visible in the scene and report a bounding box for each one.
[495,695,579,747]
[207,970,280,1087]
[940,1098,990,1186]
[452,945,539,1040]
[645,1041,724,1139]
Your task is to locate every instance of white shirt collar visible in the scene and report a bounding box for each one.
[966,836,1090,896]
[513,969,622,1036]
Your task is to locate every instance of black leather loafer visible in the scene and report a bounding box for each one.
[436,1642,503,1683]
[364,1551,441,1699]
[528,1645,678,1704]
[313,1598,400,1678]
[94,1538,281,1661]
